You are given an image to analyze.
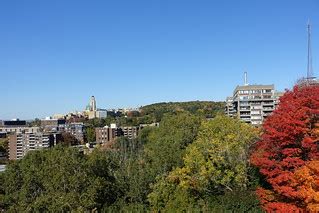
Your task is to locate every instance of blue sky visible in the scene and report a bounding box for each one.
[0,0,318,119]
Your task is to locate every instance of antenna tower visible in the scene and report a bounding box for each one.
[307,20,314,80]
[244,71,248,86]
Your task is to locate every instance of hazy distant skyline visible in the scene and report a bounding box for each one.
[0,0,318,119]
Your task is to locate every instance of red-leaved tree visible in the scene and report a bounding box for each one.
[251,85,319,211]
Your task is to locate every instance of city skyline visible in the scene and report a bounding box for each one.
[1,0,318,119]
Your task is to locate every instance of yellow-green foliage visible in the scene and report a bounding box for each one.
[149,115,259,211]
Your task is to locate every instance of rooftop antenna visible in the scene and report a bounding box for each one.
[307,20,314,80]
[244,71,248,86]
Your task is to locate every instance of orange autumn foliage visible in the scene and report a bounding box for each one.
[251,85,319,212]
[293,160,319,212]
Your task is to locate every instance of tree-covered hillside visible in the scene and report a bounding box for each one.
[85,101,225,127]
[140,101,225,122]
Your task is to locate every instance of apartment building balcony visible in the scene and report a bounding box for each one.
[240,115,251,118]
[262,101,274,105]
[241,117,251,122]
[263,107,274,110]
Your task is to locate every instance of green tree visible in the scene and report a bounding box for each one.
[28,118,41,127]
[61,132,80,146]
[0,138,8,154]
[140,101,225,122]
[0,146,121,212]
[148,115,260,212]
[144,112,202,176]
[85,126,96,142]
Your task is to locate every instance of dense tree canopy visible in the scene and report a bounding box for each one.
[251,85,319,211]
[140,101,225,122]
[60,132,80,146]
[0,103,266,212]
[149,115,260,212]
[82,101,225,128]
[0,147,120,212]
[144,112,202,175]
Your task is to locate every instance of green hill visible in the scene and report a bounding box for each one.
[140,101,225,122]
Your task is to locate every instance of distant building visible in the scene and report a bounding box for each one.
[52,114,66,119]
[88,110,107,120]
[139,122,160,129]
[296,77,319,87]
[41,117,66,132]
[89,96,97,111]
[96,123,147,144]
[121,126,139,140]
[8,132,59,160]
[106,110,123,117]
[0,119,40,134]
[225,75,283,126]
[65,123,85,143]
[0,126,40,134]
[85,96,107,119]
[96,124,122,144]
[38,118,85,143]
[0,119,27,127]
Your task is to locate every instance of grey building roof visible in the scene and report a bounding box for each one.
[233,84,274,95]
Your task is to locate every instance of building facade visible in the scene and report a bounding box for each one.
[41,118,66,132]
[95,124,143,144]
[8,132,56,160]
[225,84,283,126]
[85,96,107,119]
[0,119,39,134]
[95,125,122,144]
[121,126,139,140]
[65,123,85,143]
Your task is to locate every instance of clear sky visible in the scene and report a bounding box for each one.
[0,0,318,119]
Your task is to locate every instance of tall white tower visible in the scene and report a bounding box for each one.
[90,96,97,111]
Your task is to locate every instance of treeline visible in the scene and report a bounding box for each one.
[1,85,317,212]
[85,101,225,128]
[0,113,262,212]
[140,101,225,122]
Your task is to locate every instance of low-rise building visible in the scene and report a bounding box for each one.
[0,119,27,127]
[139,122,160,129]
[41,117,66,132]
[121,126,139,140]
[0,119,40,134]
[96,124,122,144]
[65,123,85,143]
[87,110,107,119]
[96,124,144,144]
[8,132,58,160]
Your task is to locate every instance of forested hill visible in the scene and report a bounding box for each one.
[140,101,225,121]
[84,101,225,132]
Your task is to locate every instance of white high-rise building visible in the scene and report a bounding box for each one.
[90,96,97,111]
[86,96,107,119]
[225,84,283,126]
